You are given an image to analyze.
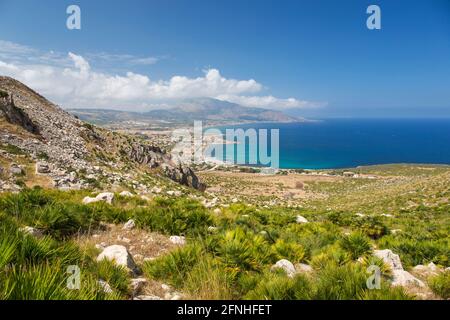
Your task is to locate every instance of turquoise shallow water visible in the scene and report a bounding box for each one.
[211,119,450,169]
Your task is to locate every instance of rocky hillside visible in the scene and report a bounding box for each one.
[0,76,205,193]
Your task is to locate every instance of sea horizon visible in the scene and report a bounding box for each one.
[213,118,450,169]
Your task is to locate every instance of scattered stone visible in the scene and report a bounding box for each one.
[120,191,133,197]
[296,215,308,224]
[271,259,296,278]
[36,162,50,174]
[97,245,137,272]
[413,262,441,278]
[208,226,218,233]
[9,164,23,175]
[123,219,136,230]
[169,236,186,246]
[20,226,44,238]
[130,278,147,295]
[392,269,425,288]
[374,249,403,270]
[96,192,114,204]
[213,208,222,215]
[83,192,115,205]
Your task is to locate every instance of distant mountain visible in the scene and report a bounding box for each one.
[69,98,302,125]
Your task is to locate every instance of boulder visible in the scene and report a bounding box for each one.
[123,219,136,230]
[120,191,134,197]
[9,164,23,176]
[97,245,137,272]
[20,226,44,238]
[271,259,296,278]
[296,215,308,224]
[392,269,425,288]
[36,162,50,174]
[374,249,403,270]
[82,192,114,205]
[169,236,186,246]
[96,192,114,204]
[412,262,441,278]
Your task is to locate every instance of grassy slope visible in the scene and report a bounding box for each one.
[0,164,449,300]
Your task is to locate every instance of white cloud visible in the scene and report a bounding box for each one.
[0,40,324,111]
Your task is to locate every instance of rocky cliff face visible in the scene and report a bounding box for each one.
[0,76,205,191]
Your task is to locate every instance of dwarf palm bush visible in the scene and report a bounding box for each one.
[134,198,212,236]
[90,259,130,295]
[216,228,274,273]
[184,257,235,300]
[428,271,450,299]
[272,239,305,263]
[314,263,368,300]
[143,244,203,287]
[244,273,313,300]
[339,232,372,260]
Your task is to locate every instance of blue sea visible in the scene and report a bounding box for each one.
[212,119,450,169]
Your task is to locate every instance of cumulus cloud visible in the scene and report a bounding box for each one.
[0,40,324,111]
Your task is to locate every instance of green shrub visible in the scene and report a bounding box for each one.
[134,198,212,236]
[339,232,372,260]
[90,259,130,296]
[314,263,367,300]
[216,228,274,273]
[143,244,203,287]
[244,273,313,300]
[428,271,450,299]
[272,239,305,263]
[184,257,235,300]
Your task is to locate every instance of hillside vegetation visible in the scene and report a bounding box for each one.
[0,164,448,300]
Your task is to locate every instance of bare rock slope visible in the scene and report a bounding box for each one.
[0,76,205,191]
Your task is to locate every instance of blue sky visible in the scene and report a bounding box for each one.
[0,0,449,117]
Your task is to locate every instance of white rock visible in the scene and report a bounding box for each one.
[98,279,113,293]
[120,191,133,197]
[96,192,114,204]
[130,278,147,295]
[97,245,137,271]
[208,226,218,233]
[374,249,403,270]
[169,236,186,246]
[271,259,296,278]
[412,262,441,277]
[82,196,99,204]
[213,208,222,215]
[140,195,150,201]
[392,269,425,288]
[123,219,136,230]
[83,192,115,205]
[20,226,44,238]
[161,284,171,291]
[296,215,308,224]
